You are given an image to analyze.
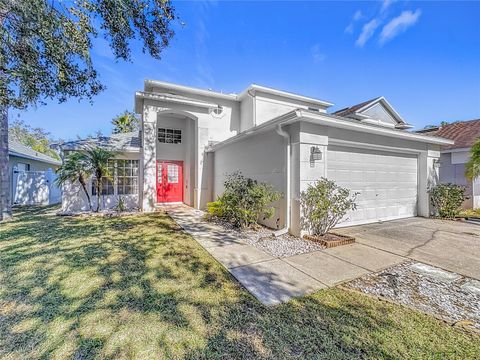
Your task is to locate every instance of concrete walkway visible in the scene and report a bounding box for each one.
[164,205,405,306]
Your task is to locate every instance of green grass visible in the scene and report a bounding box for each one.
[1,206,478,359]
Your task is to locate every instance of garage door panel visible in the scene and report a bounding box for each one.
[328,145,418,227]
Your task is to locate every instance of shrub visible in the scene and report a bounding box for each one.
[206,171,282,228]
[429,183,466,218]
[301,178,358,236]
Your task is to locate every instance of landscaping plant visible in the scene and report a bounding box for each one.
[301,178,358,236]
[81,147,114,212]
[206,171,282,228]
[430,183,466,218]
[465,138,480,182]
[55,152,93,211]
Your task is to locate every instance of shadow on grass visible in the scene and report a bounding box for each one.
[0,206,478,359]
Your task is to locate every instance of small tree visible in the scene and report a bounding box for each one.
[81,147,114,212]
[55,152,92,211]
[465,138,480,182]
[301,178,358,236]
[206,171,282,228]
[112,110,140,134]
[430,183,466,218]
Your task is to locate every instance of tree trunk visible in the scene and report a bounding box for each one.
[78,175,92,211]
[0,105,11,221]
[95,172,101,212]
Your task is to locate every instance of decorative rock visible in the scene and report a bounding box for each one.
[461,280,480,295]
[410,263,461,283]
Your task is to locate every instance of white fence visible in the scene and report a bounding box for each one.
[13,169,62,206]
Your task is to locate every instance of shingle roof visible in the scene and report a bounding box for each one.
[333,97,381,117]
[8,138,62,166]
[60,131,141,152]
[419,119,480,150]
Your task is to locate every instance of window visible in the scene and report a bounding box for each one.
[17,163,30,171]
[92,159,115,195]
[92,159,139,196]
[117,159,139,195]
[158,128,181,144]
[167,164,179,183]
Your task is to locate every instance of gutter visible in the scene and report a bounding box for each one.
[135,91,219,109]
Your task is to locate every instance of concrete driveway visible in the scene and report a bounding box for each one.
[335,217,480,280]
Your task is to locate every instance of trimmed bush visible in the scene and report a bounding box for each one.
[301,178,358,236]
[206,171,282,228]
[430,183,466,218]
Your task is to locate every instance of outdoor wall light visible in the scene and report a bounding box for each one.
[310,146,323,161]
[310,146,322,167]
[433,159,442,169]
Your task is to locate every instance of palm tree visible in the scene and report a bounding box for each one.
[82,147,114,212]
[55,152,93,211]
[111,111,140,134]
[465,138,480,181]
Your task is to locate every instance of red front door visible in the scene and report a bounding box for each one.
[156,160,183,203]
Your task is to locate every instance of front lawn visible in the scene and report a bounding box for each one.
[1,207,478,359]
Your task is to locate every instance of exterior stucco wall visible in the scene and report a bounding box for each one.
[61,151,140,212]
[213,130,286,229]
[254,92,327,127]
[439,152,473,208]
[140,97,241,211]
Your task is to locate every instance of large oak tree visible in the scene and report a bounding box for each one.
[0,0,176,219]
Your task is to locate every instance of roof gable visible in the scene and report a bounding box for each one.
[333,97,412,129]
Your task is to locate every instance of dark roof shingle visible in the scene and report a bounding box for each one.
[333,97,381,117]
[60,131,141,152]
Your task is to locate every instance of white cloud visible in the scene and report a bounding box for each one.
[311,44,326,63]
[379,9,422,45]
[355,19,380,48]
[345,23,354,34]
[353,10,363,21]
[345,10,363,34]
[381,0,396,13]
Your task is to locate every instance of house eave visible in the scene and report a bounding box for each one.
[238,84,334,108]
[209,109,454,152]
[144,80,238,101]
[8,150,62,166]
[135,91,220,111]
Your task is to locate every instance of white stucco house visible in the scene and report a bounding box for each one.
[61,80,453,235]
[417,119,480,209]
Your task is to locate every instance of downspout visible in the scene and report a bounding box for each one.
[274,123,291,236]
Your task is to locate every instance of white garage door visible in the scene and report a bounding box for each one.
[327,145,418,227]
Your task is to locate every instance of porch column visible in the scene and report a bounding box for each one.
[417,147,440,217]
[142,107,157,212]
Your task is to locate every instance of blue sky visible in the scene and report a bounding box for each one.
[12,0,480,140]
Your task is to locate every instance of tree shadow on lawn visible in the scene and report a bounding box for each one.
[0,207,478,359]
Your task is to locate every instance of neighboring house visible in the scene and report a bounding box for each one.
[62,81,452,236]
[416,119,480,209]
[8,138,62,205]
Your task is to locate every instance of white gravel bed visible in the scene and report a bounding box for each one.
[208,217,324,257]
[345,261,480,330]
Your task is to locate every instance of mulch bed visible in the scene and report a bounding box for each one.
[303,232,355,248]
